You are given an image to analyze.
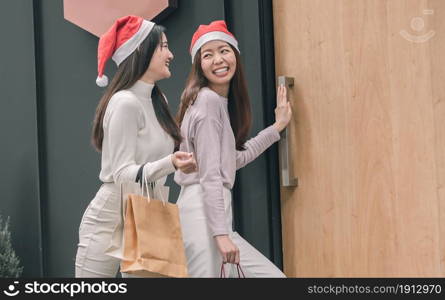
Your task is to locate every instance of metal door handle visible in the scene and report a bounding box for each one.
[278,76,298,187]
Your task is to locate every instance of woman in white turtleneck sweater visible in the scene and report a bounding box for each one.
[75,16,196,278]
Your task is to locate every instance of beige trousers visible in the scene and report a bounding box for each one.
[75,183,139,278]
[177,184,286,278]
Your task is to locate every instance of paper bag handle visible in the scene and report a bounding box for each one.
[220,263,246,278]
[136,163,167,206]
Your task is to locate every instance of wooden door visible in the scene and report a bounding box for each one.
[273,0,445,277]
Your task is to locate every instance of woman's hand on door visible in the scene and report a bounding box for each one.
[273,84,292,132]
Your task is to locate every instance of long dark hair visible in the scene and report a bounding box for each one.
[176,46,251,150]
[92,25,182,151]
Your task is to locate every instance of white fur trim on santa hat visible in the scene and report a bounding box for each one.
[191,31,239,63]
[112,20,155,66]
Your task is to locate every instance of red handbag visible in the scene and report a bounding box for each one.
[220,263,246,278]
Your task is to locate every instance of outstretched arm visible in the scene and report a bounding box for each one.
[235,126,280,169]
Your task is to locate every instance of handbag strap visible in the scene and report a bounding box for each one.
[220,263,226,278]
[236,263,245,278]
[220,263,245,278]
[136,163,148,200]
[135,164,145,187]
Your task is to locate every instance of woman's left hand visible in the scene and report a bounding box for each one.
[172,152,197,174]
[273,84,292,132]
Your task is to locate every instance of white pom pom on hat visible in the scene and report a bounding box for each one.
[95,75,109,87]
[96,15,155,87]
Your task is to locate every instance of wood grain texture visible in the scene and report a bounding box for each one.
[273,0,445,277]
[429,0,445,277]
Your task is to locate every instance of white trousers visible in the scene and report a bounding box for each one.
[75,183,137,278]
[177,184,286,278]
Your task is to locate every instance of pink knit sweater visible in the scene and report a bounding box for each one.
[174,87,280,236]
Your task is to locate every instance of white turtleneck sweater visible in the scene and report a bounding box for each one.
[99,80,176,186]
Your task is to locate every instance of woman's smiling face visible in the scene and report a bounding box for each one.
[146,33,174,81]
[200,40,237,91]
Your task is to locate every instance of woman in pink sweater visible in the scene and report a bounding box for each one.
[174,20,292,277]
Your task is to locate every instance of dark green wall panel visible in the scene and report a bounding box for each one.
[0,0,43,277]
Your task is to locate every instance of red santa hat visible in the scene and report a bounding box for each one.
[189,20,239,63]
[96,15,155,87]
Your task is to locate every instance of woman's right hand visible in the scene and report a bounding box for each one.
[273,84,292,132]
[215,235,240,264]
[171,151,197,174]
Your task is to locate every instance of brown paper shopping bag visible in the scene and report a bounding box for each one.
[120,184,188,278]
